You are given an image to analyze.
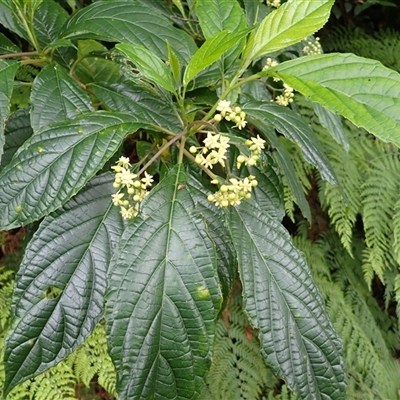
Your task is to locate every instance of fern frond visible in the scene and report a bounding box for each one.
[323,27,400,73]
[206,287,278,400]
[295,234,400,400]
[66,323,117,398]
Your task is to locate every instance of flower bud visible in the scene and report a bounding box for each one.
[220,185,228,193]
[214,114,222,122]
[207,194,215,202]
[189,146,197,154]
[247,158,256,166]
[128,187,135,195]
[237,155,246,164]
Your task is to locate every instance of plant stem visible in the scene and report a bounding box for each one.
[182,148,217,180]
[138,130,187,176]
[202,73,262,121]
[0,51,38,59]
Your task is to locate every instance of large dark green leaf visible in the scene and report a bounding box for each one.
[268,53,400,147]
[244,101,337,184]
[33,0,68,47]
[186,176,236,299]
[61,1,197,65]
[269,135,312,221]
[0,60,19,164]
[196,0,247,38]
[3,173,124,395]
[75,39,120,85]
[106,164,221,399]
[30,64,94,132]
[0,112,145,230]
[0,32,21,54]
[0,4,29,41]
[228,201,346,399]
[1,108,33,171]
[312,102,349,153]
[90,81,182,132]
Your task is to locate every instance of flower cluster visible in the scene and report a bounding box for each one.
[275,83,294,106]
[266,0,281,7]
[214,100,247,130]
[302,37,322,56]
[208,176,258,207]
[111,157,153,219]
[263,57,279,71]
[236,135,266,168]
[190,132,230,169]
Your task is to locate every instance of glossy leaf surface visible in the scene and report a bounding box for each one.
[90,81,182,132]
[0,60,19,163]
[33,0,69,48]
[4,173,124,394]
[1,108,33,171]
[61,1,197,64]
[116,43,176,93]
[106,164,221,399]
[244,101,337,184]
[0,112,144,230]
[228,201,346,399]
[269,53,400,147]
[186,176,236,299]
[31,64,94,132]
[313,102,349,152]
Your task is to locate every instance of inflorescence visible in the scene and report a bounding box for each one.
[111,100,266,216]
[111,156,153,219]
[190,101,266,208]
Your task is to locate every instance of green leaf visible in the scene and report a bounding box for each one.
[0,60,19,164]
[76,40,120,84]
[243,0,334,65]
[244,101,338,184]
[1,108,33,171]
[0,32,21,54]
[116,43,176,93]
[312,102,349,153]
[184,29,250,87]
[234,154,284,220]
[186,175,236,299]
[196,0,247,38]
[0,4,29,41]
[106,164,221,399]
[33,0,69,48]
[61,1,197,65]
[268,53,400,147]
[30,0,43,12]
[196,0,248,70]
[4,173,124,395]
[42,38,74,52]
[31,64,94,132]
[89,81,182,133]
[270,135,312,221]
[0,112,146,230]
[167,41,181,86]
[228,201,346,399]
